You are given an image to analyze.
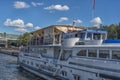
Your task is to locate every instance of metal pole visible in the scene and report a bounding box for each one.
[53,27,55,45]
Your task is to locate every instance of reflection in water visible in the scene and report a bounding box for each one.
[0,53,45,80]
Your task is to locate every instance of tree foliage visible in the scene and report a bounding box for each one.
[17,32,33,46]
[90,23,120,39]
[8,40,18,47]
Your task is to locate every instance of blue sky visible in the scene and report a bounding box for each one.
[0,0,120,34]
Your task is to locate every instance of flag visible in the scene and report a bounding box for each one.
[92,0,95,10]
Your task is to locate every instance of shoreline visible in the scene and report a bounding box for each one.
[0,48,19,57]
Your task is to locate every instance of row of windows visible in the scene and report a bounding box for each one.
[22,60,39,67]
[0,40,6,43]
[77,49,120,60]
[21,48,47,54]
[65,32,106,40]
[29,48,47,54]
[23,60,56,72]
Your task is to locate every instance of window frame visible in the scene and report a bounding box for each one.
[88,49,97,57]
[99,50,109,59]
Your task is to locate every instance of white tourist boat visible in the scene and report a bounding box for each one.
[18,27,120,80]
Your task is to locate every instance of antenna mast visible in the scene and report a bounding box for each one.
[72,19,76,26]
[72,19,76,31]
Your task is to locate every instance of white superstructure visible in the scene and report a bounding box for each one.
[18,29,120,80]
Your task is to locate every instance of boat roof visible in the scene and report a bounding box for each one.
[103,39,120,43]
[74,44,120,48]
[79,29,107,34]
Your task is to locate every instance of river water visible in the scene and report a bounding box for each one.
[0,53,45,80]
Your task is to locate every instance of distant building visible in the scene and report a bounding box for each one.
[0,32,19,47]
[0,33,19,40]
[30,25,84,45]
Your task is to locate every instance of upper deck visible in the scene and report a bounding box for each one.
[27,28,120,48]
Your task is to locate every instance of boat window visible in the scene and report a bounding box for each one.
[99,50,109,58]
[93,33,101,40]
[88,78,93,80]
[102,34,106,39]
[54,48,60,59]
[33,48,37,53]
[40,49,48,57]
[61,71,67,76]
[87,33,92,40]
[75,34,78,37]
[73,74,80,80]
[77,50,87,56]
[39,48,47,54]
[21,48,28,53]
[88,50,97,57]
[22,60,26,63]
[31,48,35,53]
[35,63,39,67]
[75,42,85,45]
[112,50,120,59]
[31,62,33,65]
[65,35,69,39]
[80,33,85,40]
[27,61,29,64]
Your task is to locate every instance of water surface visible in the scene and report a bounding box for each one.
[0,53,44,80]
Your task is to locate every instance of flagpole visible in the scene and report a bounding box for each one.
[92,8,94,19]
[92,0,95,18]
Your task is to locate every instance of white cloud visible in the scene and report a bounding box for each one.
[4,18,35,33]
[73,19,82,23]
[57,17,68,22]
[31,2,43,7]
[91,17,102,27]
[4,18,34,28]
[4,19,41,33]
[44,4,69,11]
[4,19,24,28]
[15,28,28,33]
[14,1,30,9]
[26,23,33,28]
[34,26,41,30]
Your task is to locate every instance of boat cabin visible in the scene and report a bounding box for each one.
[64,30,107,40]
[63,30,107,46]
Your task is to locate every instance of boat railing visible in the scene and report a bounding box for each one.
[72,56,120,63]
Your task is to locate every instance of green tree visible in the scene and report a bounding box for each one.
[116,23,120,39]
[8,40,18,47]
[89,24,118,39]
[17,33,33,46]
[107,24,117,39]
[3,32,6,38]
